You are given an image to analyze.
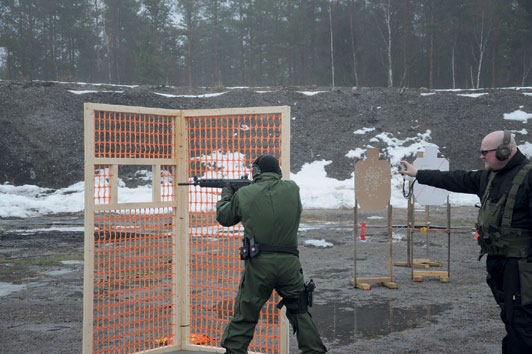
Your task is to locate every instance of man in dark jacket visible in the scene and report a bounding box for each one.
[216,155,327,354]
[399,130,532,354]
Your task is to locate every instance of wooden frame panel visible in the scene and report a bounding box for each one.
[83,103,290,354]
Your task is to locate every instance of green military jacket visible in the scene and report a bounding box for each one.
[216,172,302,248]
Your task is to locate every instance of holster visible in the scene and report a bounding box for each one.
[305,279,315,307]
[276,282,315,335]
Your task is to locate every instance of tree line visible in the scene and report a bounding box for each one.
[0,0,531,89]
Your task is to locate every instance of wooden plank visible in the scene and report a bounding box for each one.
[382,281,398,289]
[181,105,290,117]
[356,282,372,290]
[355,277,392,283]
[82,104,95,354]
[85,102,179,116]
[413,263,430,269]
[414,271,448,277]
[349,277,397,290]
[395,258,438,268]
[154,349,223,354]
[413,270,449,283]
[93,201,176,211]
[425,261,443,267]
[281,105,291,181]
[93,157,175,165]
[176,111,189,348]
[348,279,372,290]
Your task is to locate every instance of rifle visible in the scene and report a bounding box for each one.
[178,175,251,191]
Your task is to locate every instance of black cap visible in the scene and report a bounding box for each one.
[252,155,282,177]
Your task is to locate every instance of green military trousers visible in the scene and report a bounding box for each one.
[221,253,327,354]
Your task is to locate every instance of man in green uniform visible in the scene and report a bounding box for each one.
[216,155,327,354]
[399,130,532,354]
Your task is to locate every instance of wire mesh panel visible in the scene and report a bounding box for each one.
[182,108,290,354]
[84,104,290,354]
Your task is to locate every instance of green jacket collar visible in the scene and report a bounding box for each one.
[252,172,282,183]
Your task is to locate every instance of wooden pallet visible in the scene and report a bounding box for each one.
[413,270,449,283]
[349,276,398,290]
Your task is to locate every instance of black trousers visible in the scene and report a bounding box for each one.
[486,256,532,354]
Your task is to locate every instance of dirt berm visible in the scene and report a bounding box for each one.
[1,80,531,189]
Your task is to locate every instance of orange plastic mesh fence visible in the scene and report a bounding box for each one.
[92,209,175,353]
[94,110,175,159]
[86,107,179,354]
[185,112,284,353]
[94,165,113,205]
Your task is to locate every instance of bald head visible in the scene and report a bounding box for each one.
[482,130,516,150]
[480,130,517,170]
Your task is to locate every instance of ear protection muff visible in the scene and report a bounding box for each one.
[495,130,512,161]
[251,156,263,178]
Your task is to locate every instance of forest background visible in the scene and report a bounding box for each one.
[0,0,531,90]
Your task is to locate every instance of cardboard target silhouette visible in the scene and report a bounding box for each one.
[355,148,391,210]
[352,148,397,290]
[413,145,449,206]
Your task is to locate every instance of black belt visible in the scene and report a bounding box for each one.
[240,237,299,260]
[260,244,299,257]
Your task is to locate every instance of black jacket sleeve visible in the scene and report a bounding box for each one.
[416,169,487,198]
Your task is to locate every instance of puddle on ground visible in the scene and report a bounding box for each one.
[310,301,450,345]
[0,281,26,297]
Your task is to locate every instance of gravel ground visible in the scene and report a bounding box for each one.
[0,206,505,354]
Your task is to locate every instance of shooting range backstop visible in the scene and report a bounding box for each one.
[83,103,290,354]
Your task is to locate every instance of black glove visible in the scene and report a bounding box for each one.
[221,182,236,200]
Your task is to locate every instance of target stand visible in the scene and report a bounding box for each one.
[350,202,398,290]
[394,147,451,283]
[410,198,451,283]
[350,148,397,290]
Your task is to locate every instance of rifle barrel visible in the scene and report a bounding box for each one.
[178,176,250,189]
